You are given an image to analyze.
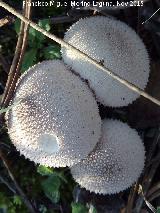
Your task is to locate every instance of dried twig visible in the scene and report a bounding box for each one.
[139,185,156,213]
[0,149,36,213]
[134,160,160,212]
[147,182,160,201]
[0,16,14,27]
[1,19,25,107]
[0,174,16,194]
[0,1,35,212]
[0,1,160,107]
[147,126,160,163]
[126,183,139,213]
[146,152,160,168]
[148,190,160,203]
[1,0,32,108]
[126,127,160,212]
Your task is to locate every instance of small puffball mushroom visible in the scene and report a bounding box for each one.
[62,16,150,107]
[71,119,145,194]
[6,60,102,167]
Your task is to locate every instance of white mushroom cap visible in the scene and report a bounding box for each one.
[6,60,102,167]
[62,16,150,107]
[71,119,145,194]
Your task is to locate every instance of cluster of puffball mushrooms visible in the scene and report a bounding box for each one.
[6,16,149,195]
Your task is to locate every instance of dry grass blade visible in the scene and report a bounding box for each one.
[134,160,160,212]
[146,182,160,203]
[0,149,36,213]
[126,126,160,212]
[126,183,139,213]
[0,1,160,107]
[148,190,160,203]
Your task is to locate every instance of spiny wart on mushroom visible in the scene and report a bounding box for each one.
[5,60,102,167]
[70,119,145,194]
[61,16,150,107]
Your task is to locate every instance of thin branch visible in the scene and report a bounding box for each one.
[0,2,35,211]
[1,0,32,108]
[126,127,160,212]
[0,142,11,151]
[148,190,160,202]
[131,185,157,213]
[146,152,160,168]
[1,17,25,107]
[0,1,160,107]
[0,16,14,27]
[126,183,139,213]
[147,182,160,200]
[0,149,36,213]
[140,185,156,213]
[0,174,16,194]
[134,160,160,212]
[147,126,160,163]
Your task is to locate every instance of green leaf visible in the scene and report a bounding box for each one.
[38,19,51,32]
[28,19,51,47]
[71,203,88,213]
[14,19,21,34]
[55,172,68,184]
[28,27,37,45]
[37,165,67,184]
[39,204,47,213]
[21,49,37,72]
[0,100,21,114]
[41,175,61,203]
[156,207,160,213]
[13,195,22,206]
[0,107,10,114]
[43,45,61,60]
[37,165,53,176]
[36,19,51,43]
[89,204,97,213]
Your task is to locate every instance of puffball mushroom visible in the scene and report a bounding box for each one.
[5,60,102,167]
[71,119,145,194]
[62,16,150,107]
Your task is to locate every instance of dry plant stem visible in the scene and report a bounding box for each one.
[134,160,160,212]
[147,126,160,163]
[0,174,16,194]
[147,182,160,200]
[1,21,25,106]
[148,190,160,202]
[126,182,139,213]
[0,150,36,213]
[0,2,35,212]
[0,1,160,107]
[127,128,160,212]
[146,152,160,168]
[0,16,14,27]
[1,0,32,108]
